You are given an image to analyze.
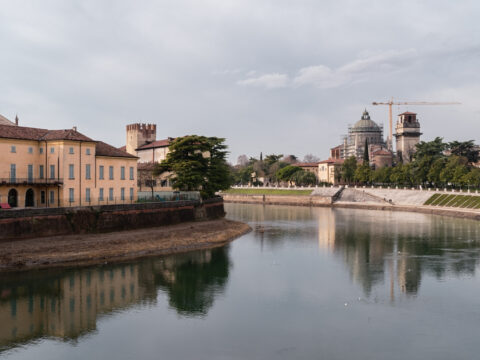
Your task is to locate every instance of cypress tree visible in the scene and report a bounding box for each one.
[363,139,369,165]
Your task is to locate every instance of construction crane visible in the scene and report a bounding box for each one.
[372,99,461,151]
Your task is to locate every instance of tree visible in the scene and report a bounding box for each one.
[154,135,231,198]
[355,164,372,184]
[363,139,369,165]
[291,170,317,186]
[276,165,302,182]
[448,140,479,164]
[283,155,298,164]
[303,154,320,163]
[414,137,447,160]
[236,154,249,166]
[341,156,357,183]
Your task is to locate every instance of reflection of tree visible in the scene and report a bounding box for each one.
[329,210,480,299]
[0,246,231,352]
[151,247,230,316]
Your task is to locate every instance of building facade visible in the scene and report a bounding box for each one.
[318,159,344,185]
[395,112,421,163]
[0,122,137,208]
[123,123,174,193]
[341,110,386,159]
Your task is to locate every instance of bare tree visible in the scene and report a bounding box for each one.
[303,154,320,163]
[237,154,249,167]
[283,155,298,164]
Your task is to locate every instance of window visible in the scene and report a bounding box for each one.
[41,191,45,204]
[10,164,16,182]
[69,164,74,179]
[109,188,113,201]
[109,166,114,180]
[121,188,125,201]
[28,147,33,154]
[129,167,134,180]
[129,188,134,201]
[49,191,54,204]
[69,188,74,203]
[99,188,104,201]
[50,165,55,179]
[121,166,125,180]
[50,147,54,154]
[69,147,74,154]
[28,164,33,182]
[86,164,91,179]
[39,147,44,154]
[39,165,44,179]
[86,188,91,202]
[10,146,16,153]
[86,148,91,155]
[99,165,104,180]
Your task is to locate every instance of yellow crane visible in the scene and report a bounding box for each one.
[372,99,461,151]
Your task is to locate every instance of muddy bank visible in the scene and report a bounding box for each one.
[0,219,251,272]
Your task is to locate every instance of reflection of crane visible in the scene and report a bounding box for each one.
[372,99,461,151]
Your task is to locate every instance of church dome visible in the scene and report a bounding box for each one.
[351,109,381,133]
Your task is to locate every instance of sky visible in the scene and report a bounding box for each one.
[0,0,479,163]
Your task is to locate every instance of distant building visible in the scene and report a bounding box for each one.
[123,123,175,193]
[341,110,387,160]
[0,120,137,208]
[318,158,344,185]
[394,112,421,163]
[296,162,320,180]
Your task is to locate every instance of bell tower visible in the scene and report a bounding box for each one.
[395,112,421,163]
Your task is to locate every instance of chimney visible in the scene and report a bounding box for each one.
[73,126,77,132]
[15,115,18,126]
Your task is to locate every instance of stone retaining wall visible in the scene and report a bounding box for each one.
[0,198,225,241]
[222,194,332,206]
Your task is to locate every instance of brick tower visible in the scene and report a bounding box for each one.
[126,123,157,155]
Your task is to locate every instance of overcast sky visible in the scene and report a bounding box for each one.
[1,0,479,162]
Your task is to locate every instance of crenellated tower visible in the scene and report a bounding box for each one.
[126,123,157,155]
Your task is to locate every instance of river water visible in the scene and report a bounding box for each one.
[1,203,480,360]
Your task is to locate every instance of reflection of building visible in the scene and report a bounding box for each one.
[0,116,137,208]
[317,209,336,250]
[0,265,143,348]
[0,247,230,350]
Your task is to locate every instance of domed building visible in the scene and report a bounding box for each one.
[341,109,386,160]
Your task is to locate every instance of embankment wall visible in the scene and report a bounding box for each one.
[0,198,225,241]
[223,194,332,206]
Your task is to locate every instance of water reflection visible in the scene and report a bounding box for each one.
[0,246,230,351]
[227,204,480,300]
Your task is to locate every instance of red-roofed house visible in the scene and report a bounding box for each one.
[122,123,175,192]
[318,158,345,185]
[0,122,137,208]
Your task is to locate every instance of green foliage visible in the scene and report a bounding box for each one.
[449,140,479,163]
[341,156,357,183]
[154,135,231,198]
[414,137,447,160]
[363,139,369,165]
[276,165,302,181]
[290,170,317,186]
[354,164,372,184]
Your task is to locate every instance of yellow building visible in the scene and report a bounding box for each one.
[0,120,137,208]
[318,158,344,185]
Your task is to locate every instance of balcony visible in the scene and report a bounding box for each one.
[0,178,64,186]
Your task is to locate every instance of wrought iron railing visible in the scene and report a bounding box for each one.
[0,178,64,186]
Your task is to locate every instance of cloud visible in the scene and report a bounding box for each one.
[293,49,417,89]
[237,73,288,89]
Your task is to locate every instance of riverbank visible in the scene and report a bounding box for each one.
[222,189,480,221]
[0,219,251,272]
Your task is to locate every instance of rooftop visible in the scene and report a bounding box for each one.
[0,124,94,142]
[96,141,137,158]
[136,138,173,150]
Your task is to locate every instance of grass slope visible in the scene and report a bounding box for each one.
[424,193,480,209]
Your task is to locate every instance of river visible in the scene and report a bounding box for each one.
[1,203,480,360]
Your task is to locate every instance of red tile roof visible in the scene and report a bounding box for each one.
[372,149,393,156]
[398,111,417,116]
[296,162,320,167]
[319,158,345,165]
[136,138,173,150]
[0,124,94,142]
[96,141,137,158]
